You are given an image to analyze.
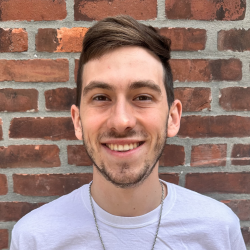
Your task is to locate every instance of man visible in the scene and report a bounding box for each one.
[10,16,246,250]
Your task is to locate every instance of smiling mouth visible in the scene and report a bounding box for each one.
[104,142,144,152]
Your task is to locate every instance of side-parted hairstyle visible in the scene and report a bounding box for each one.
[76,15,174,108]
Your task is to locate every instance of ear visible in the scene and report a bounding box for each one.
[167,99,182,138]
[71,105,83,140]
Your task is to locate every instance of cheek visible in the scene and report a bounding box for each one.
[142,111,167,129]
[81,113,106,145]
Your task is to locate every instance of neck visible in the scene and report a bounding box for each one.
[91,165,167,217]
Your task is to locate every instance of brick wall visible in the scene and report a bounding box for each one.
[0,0,250,249]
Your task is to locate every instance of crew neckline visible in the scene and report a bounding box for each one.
[81,180,176,229]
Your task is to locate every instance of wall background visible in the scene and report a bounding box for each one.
[0,0,250,249]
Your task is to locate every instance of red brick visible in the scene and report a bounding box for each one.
[36,28,88,52]
[159,28,206,51]
[0,202,44,222]
[9,117,76,141]
[45,88,76,111]
[242,227,250,246]
[74,0,157,21]
[0,59,69,82]
[0,229,8,249]
[0,175,7,195]
[220,87,250,111]
[179,116,250,138]
[0,89,38,112]
[13,173,93,196]
[159,173,179,185]
[174,88,211,112]
[221,200,250,221]
[74,59,79,83]
[67,145,92,166]
[0,0,66,21]
[0,119,2,141]
[186,172,250,193]
[0,145,60,168]
[165,0,246,21]
[0,28,28,52]
[218,29,250,51]
[191,144,227,167]
[231,144,250,166]
[159,145,185,167]
[170,59,242,82]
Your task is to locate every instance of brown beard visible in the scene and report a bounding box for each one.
[81,119,168,189]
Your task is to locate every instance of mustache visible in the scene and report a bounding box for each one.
[97,129,148,140]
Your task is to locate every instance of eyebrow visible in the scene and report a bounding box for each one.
[82,80,162,97]
[129,80,162,94]
[82,81,115,97]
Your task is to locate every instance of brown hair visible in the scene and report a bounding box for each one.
[76,15,174,108]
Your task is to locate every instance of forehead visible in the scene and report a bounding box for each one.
[82,46,165,90]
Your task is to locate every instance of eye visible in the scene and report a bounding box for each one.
[134,95,152,101]
[93,95,111,101]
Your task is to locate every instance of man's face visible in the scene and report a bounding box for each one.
[75,46,170,188]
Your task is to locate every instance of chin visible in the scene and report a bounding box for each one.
[94,160,157,189]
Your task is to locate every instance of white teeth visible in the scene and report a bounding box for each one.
[106,143,140,151]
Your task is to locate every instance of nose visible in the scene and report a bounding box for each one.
[107,97,136,134]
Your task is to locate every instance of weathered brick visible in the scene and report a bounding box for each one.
[174,88,211,112]
[0,28,28,52]
[0,59,69,82]
[0,0,66,21]
[159,28,206,51]
[159,173,179,185]
[45,88,76,111]
[220,87,250,111]
[0,89,38,112]
[170,59,242,82]
[191,144,227,167]
[0,145,60,168]
[0,229,8,249]
[13,173,93,196]
[9,117,76,141]
[36,28,88,52]
[0,119,2,141]
[0,175,7,195]
[179,116,250,138]
[74,59,79,83]
[67,145,92,166]
[186,172,250,193]
[165,0,246,21]
[74,0,157,21]
[0,202,44,222]
[242,227,250,246]
[218,29,250,51]
[159,145,185,167]
[231,144,250,166]
[221,200,250,221]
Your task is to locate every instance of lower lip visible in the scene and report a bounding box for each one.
[102,143,144,158]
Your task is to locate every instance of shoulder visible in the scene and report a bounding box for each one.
[12,184,88,242]
[167,182,240,226]
[161,182,245,249]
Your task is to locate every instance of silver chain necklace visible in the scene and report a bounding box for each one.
[89,181,164,250]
